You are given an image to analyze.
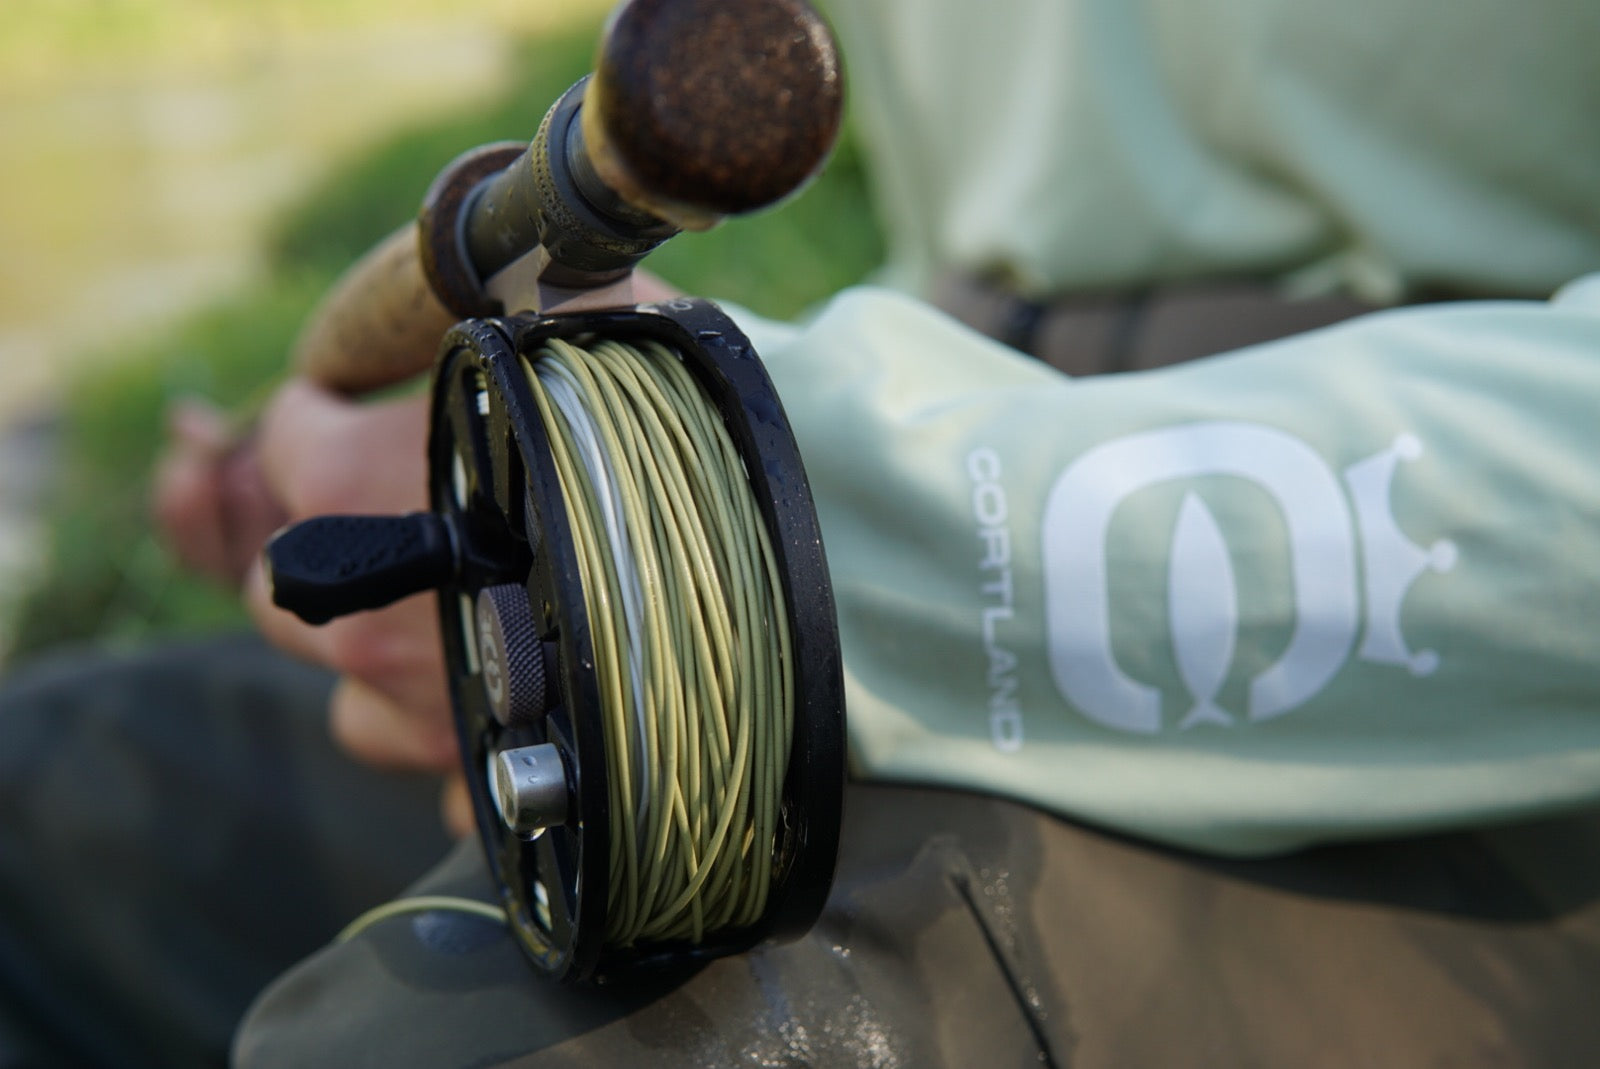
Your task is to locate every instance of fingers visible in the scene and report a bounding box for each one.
[152,400,234,580]
[328,675,457,773]
[246,548,455,774]
[255,378,430,519]
[152,398,288,585]
[440,772,475,840]
[633,268,683,305]
[218,437,291,572]
[241,380,454,775]
[246,556,450,714]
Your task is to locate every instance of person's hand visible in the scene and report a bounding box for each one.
[154,274,683,839]
[235,378,472,836]
[152,398,288,587]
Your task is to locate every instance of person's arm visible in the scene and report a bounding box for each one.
[735,274,1600,855]
[166,270,1600,856]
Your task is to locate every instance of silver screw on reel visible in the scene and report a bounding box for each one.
[489,744,570,837]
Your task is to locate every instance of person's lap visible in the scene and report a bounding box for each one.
[241,783,1600,1068]
[0,636,451,1068]
[7,637,1600,1068]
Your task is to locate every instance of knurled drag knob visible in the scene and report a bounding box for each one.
[475,583,551,727]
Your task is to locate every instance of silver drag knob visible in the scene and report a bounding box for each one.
[489,743,570,837]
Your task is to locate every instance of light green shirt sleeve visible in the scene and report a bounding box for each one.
[731,274,1600,856]
[824,0,1600,303]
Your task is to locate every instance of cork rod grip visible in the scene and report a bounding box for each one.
[290,223,458,395]
[289,0,842,396]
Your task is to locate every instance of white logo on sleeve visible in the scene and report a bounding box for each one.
[1041,422,1455,734]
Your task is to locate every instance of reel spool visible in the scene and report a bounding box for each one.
[264,0,847,982]
[429,302,843,980]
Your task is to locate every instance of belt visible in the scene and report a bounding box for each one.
[931,275,1382,376]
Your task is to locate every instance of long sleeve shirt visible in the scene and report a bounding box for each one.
[727,0,1600,854]
[825,0,1599,303]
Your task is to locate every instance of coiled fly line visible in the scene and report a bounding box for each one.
[522,335,794,947]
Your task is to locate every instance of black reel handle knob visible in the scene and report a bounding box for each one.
[264,513,456,625]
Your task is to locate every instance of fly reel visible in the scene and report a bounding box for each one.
[264,0,847,982]
[428,302,843,980]
[267,300,845,981]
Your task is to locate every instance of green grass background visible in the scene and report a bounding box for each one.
[4,14,882,661]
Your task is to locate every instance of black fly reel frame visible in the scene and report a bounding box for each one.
[429,302,843,980]
[264,0,846,981]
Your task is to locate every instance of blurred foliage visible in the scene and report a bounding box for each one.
[5,14,883,662]
[0,0,610,88]
[5,280,325,657]
[269,26,882,318]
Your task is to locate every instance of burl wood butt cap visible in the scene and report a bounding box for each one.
[584,0,844,231]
